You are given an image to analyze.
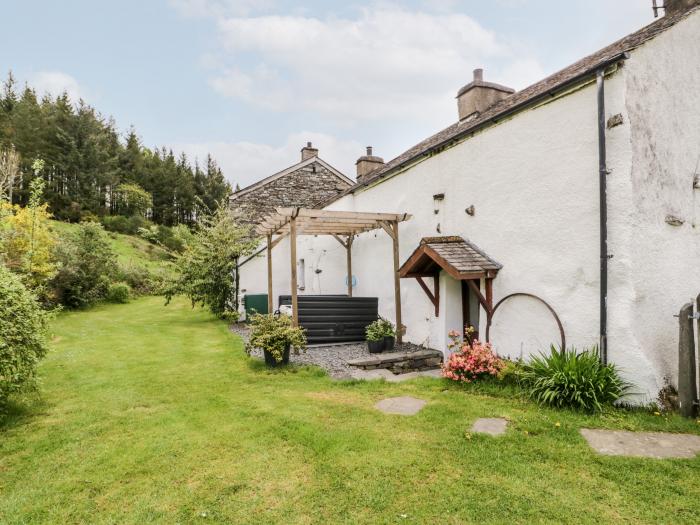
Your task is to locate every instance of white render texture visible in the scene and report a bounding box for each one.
[240,10,700,403]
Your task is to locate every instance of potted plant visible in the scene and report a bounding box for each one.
[245,313,307,367]
[365,320,385,353]
[379,318,396,350]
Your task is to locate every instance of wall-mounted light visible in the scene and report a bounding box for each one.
[465,205,475,216]
[433,193,445,215]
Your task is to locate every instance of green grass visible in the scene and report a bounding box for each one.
[2,297,700,524]
[50,220,174,274]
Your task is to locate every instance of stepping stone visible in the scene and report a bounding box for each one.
[375,396,426,416]
[471,417,508,436]
[580,429,700,459]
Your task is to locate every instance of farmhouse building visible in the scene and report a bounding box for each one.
[229,142,353,226]
[239,3,700,403]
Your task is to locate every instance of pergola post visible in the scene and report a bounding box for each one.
[266,234,273,314]
[346,234,353,297]
[289,216,299,327]
[390,220,403,344]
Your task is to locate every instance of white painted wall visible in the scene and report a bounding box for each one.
[239,10,700,403]
[606,11,700,399]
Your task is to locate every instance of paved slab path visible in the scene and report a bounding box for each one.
[471,417,508,436]
[580,428,700,458]
[375,396,427,415]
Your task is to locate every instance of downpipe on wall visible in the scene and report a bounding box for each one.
[596,68,608,365]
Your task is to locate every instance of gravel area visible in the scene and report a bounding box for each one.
[229,323,430,379]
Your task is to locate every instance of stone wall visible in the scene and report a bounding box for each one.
[230,160,351,225]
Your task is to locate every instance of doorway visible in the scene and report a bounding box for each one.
[461,280,481,340]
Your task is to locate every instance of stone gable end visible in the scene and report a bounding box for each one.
[231,161,351,225]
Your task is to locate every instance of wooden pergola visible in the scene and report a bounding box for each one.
[256,207,412,343]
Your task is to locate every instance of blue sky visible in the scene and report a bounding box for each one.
[1,0,654,187]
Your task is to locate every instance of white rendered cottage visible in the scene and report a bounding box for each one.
[239,3,700,402]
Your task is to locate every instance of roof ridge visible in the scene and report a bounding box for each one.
[230,155,352,202]
[347,5,700,193]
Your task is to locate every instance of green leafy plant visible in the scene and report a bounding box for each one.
[365,319,384,341]
[245,313,307,363]
[106,282,131,304]
[0,265,50,408]
[365,317,395,341]
[378,317,395,337]
[51,222,117,308]
[164,206,256,319]
[518,346,631,412]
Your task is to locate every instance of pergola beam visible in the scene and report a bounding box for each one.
[259,207,411,341]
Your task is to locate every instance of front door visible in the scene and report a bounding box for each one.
[461,280,481,341]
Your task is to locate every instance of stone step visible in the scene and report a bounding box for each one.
[347,349,443,374]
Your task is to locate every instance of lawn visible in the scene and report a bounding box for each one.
[2,298,700,524]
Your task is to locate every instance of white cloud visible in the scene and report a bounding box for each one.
[173,131,363,189]
[30,71,85,102]
[206,5,544,125]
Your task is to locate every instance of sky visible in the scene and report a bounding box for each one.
[0,0,655,188]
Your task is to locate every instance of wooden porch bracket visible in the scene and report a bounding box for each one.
[467,279,494,318]
[415,275,439,316]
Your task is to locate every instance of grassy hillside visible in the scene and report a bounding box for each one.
[50,220,175,275]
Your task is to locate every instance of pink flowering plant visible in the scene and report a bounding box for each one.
[442,327,504,383]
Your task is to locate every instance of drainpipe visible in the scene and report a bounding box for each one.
[596,68,608,365]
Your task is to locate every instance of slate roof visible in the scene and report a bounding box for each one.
[333,6,700,199]
[400,236,502,279]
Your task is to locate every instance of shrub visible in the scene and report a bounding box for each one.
[52,222,117,308]
[365,320,384,341]
[518,346,631,412]
[101,215,152,235]
[115,264,164,296]
[0,266,49,407]
[442,336,504,383]
[365,317,395,341]
[165,206,256,319]
[245,313,307,363]
[106,282,131,303]
[0,178,58,292]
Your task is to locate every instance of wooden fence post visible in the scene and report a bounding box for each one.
[678,302,696,417]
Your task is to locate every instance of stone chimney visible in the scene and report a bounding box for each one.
[301,142,318,161]
[456,69,514,121]
[355,146,384,183]
[664,0,699,15]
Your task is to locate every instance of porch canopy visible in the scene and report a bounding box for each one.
[256,207,412,342]
[398,236,501,318]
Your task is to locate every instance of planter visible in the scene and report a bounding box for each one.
[383,336,395,351]
[263,345,290,367]
[367,339,384,353]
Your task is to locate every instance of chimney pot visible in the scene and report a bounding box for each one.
[473,68,483,82]
[307,141,312,147]
[366,146,373,156]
